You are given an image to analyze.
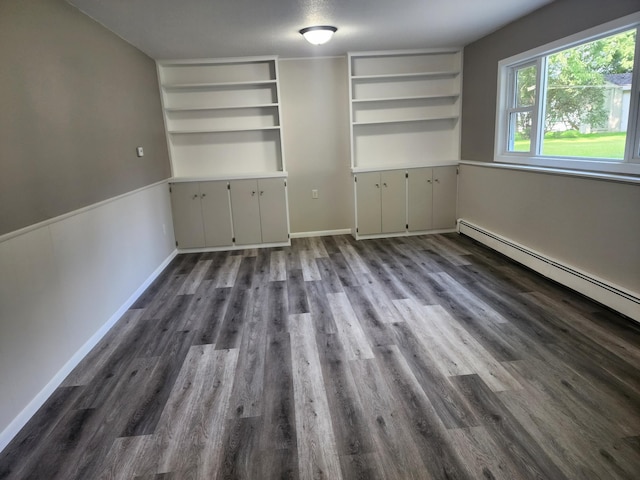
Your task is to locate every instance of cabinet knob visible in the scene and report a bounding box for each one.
[435,178,440,183]
[260,191,264,196]
[375,183,380,188]
[383,182,388,187]
[427,179,432,183]
[251,191,256,196]
[192,194,199,200]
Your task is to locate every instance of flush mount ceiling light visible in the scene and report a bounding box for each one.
[299,26,337,45]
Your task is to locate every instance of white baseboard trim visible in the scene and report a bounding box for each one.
[354,228,457,241]
[458,219,640,323]
[177,240,291,253]
[290,229,351,238]
[0,249,178,453]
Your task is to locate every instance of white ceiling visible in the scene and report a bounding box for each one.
[67,0,554,60]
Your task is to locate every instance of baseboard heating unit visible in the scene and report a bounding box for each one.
[457,219,640,322]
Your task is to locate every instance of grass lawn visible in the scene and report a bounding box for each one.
[514,132,626,159]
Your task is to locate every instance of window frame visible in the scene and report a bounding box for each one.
[494,12,640,175]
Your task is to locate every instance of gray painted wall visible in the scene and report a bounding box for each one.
[0,0,171,236]
[279,57,352,234]
[460,0,640,161]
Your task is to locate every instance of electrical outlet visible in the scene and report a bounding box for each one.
[312,189,319,199]
[136,146,144,157]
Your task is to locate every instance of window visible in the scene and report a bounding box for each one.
[495,13,640,175]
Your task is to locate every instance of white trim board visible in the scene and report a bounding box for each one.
[0,180,170,244]
[177,240,291,253]
[457,219,640,323]
[0,249,177,453]
[459,160,640,186]
[354,228,457,241]
[290,229,351,239]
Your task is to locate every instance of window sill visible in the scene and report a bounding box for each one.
[463,160,640,185]
[494,154,640,177]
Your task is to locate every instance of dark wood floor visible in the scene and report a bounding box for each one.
[1,233,639,479]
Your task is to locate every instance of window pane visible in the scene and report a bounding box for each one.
[508,111,532,152]
[515,65,537,108]
[542,29,636,159]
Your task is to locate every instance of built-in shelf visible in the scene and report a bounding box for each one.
[352,94,459,103]
[159,57,291,250]
[165,103,279,112]
[353,116,459,126]
[351,70,460,81]
[157,56,286,178]
[170,170,289,183]
[349,49,462,170]
[162,79,278,90]
[168,126,281,134]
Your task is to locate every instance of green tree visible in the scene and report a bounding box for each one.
[592,29,636,74]
[545,29,636,132]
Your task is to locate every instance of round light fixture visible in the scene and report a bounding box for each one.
[299,26,337,45]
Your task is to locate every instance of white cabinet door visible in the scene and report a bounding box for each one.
[381,170,406,234]
[170,182,206,248]
[407,168,433,232]
[258,178,288,244]
[356,172,382,235]
[432,166,457,229]
[230,179,262,245]
[200,181,233,247]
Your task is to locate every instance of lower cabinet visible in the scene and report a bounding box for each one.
[170,181,233,248]
[230,178,288,245]
[355,165,457,238]
[431,166,458,230]
[407,166,457,231]
[356,170,406,235]
[170,177,289,250]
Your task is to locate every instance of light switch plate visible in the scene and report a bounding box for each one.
[136,146,144,157]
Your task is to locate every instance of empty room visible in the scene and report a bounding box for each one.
[1,0,640,478]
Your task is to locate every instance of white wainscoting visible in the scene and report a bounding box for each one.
[0,181,177,452]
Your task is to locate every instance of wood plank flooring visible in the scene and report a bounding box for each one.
[2,233,640,479]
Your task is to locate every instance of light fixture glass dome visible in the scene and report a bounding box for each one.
[299,26,337,45]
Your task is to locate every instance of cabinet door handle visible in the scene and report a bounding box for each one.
[201,193,206,198]
[375,183,380,188]
[383,182,388,187]
[427,180,432,183]
[192,194,199,200]
[251,191,256,196]
[260,191,264,196]
[435,178,440,183]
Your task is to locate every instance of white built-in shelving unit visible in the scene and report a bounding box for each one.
[157,57,286,179]
[348,49,462,239]
[348,49,462,170]
[157,57,290,250]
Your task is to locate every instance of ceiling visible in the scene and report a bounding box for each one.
[67,0,554,60]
